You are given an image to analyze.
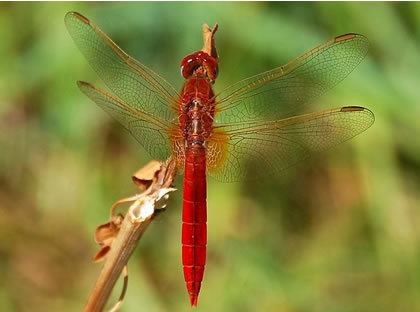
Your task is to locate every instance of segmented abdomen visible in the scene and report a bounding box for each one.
[182,146,207,306]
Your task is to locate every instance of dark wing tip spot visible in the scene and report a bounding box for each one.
[77,80,91,88]
[340,106,365,112]
[66,11,90,25]
[341,106,375,126]
[334,33,369,44]
[335,33,357,42]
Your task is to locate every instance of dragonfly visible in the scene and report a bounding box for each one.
[65,12,374,307]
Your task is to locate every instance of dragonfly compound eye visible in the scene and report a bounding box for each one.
[181,52,201,78]
[202,55,218,81]
[180,51,218,80]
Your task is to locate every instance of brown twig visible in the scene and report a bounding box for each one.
[201,23,218,59]
[83,158,177,312]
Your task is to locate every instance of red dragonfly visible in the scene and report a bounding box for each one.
[65,12,374,306]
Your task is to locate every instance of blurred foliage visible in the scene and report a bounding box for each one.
[1,2,420,312]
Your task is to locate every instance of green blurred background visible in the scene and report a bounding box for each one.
[1,2,420,312]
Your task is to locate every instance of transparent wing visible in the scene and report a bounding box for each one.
[215,34,369,124]
[65,12,179,123]
[207,106,374,182]
[78,81,176,160]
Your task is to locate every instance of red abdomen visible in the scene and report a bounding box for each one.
[182,146,207,306]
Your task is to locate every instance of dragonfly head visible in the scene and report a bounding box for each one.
[180,51,218,82]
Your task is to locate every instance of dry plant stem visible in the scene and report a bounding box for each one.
[83,159,176,312]
[201,23,218,58]
[84,215,152,312]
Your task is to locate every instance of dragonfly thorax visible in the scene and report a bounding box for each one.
[182,97,211,145]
